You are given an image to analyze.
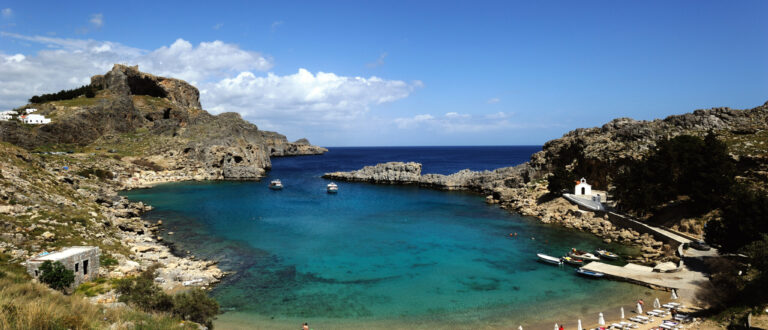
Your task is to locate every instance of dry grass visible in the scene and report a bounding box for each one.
[0,265,198,330]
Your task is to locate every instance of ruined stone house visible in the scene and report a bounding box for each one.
[26,246,100,287]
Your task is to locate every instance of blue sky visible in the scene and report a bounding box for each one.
[1,1,766,146]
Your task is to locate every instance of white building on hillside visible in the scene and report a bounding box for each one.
[574,177,592,196]
[25,108,38,114]
[20,114,51,124]
[0,111,12,121]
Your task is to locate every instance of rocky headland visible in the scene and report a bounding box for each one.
[325,101,768,265]
[0,65,327,297]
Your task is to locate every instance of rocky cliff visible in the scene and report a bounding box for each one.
[0,64,326,180]
[530,103,768,188]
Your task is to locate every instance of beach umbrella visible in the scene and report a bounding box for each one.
[654,298,661,309]
[518,326,523,330]
[636,302,643,314]
[578,319,583,330]
[671,289,678,300]
[620,306,625,319]
[554,323,558,330]
[598,312,605,326]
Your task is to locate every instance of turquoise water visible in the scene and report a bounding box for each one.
[121,147,656,328]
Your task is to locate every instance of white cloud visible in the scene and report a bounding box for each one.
[486,97,500,104]
[0,33,419,136]
[90,13,103,28]
[271,21,283,32]
[393,111,519,133]
[445,112,470,119]
[204,69,421,125]
[213,23,224,30]
[485,111,508,119]
[1,8,12,18]
[394,114,434,129]
[367,52,387,68]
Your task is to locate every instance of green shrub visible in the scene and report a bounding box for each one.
[100,255,118,267]
[131,158,163,171]
[38,261,75,291]
[75,167,114,180]
[172,288,220,328]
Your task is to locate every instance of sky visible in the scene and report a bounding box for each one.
[1,1,766,146]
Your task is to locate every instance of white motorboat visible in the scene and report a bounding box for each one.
[537,253,562,265]
[327,182,338,193]
[568,248,600,261]
[269,179,283,190]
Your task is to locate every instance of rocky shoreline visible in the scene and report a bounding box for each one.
[324,162,674,265]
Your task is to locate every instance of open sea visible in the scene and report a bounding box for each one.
[121,146,662,329]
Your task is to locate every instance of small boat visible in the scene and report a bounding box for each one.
[327,182,339,193]
[536,253,562,265]
[568,248,600,261]
[561,256,585,266]
[269,179,283,190]
[595,249,619,260]
[575,267,605,278]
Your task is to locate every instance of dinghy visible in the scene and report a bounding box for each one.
[575,267,605,278]
[561,256,585,266]
[536,253,562,265]
[595,248,619,260]
[569,248,600,261]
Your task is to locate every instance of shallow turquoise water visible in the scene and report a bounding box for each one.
[121,147,655,328]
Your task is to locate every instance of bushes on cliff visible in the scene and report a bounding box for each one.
[612,133,735,214]
[38,261,75,291]
[115,266,219,327]
[705,186,768,253]
[547,167,574,195]
[29,85,98,103]
[172,288,220,328]
[131,158,163,171]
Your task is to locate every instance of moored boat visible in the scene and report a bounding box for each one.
[327,182,339,193]
[269,179,283,190]
[568,248,600,261]
[575,267,605,278]
[536,253,562,265]
[561,256,585,266]
[595,249,619,260]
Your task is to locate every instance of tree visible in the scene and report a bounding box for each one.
[115,266,173,312]
[547,167,574,195]
[611,134,736,214]
[705,186,768,253]
[172,288,220,328]
[38,261,75,291]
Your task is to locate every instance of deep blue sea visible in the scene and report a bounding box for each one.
[121,146,660,329]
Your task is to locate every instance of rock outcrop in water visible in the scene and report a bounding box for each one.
[323,161,535,191]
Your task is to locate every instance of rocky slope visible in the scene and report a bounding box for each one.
[530,102,768,188]
[1,64,326,182]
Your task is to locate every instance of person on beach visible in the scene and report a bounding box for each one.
[302,322,309,330]
[559,325,564,330]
